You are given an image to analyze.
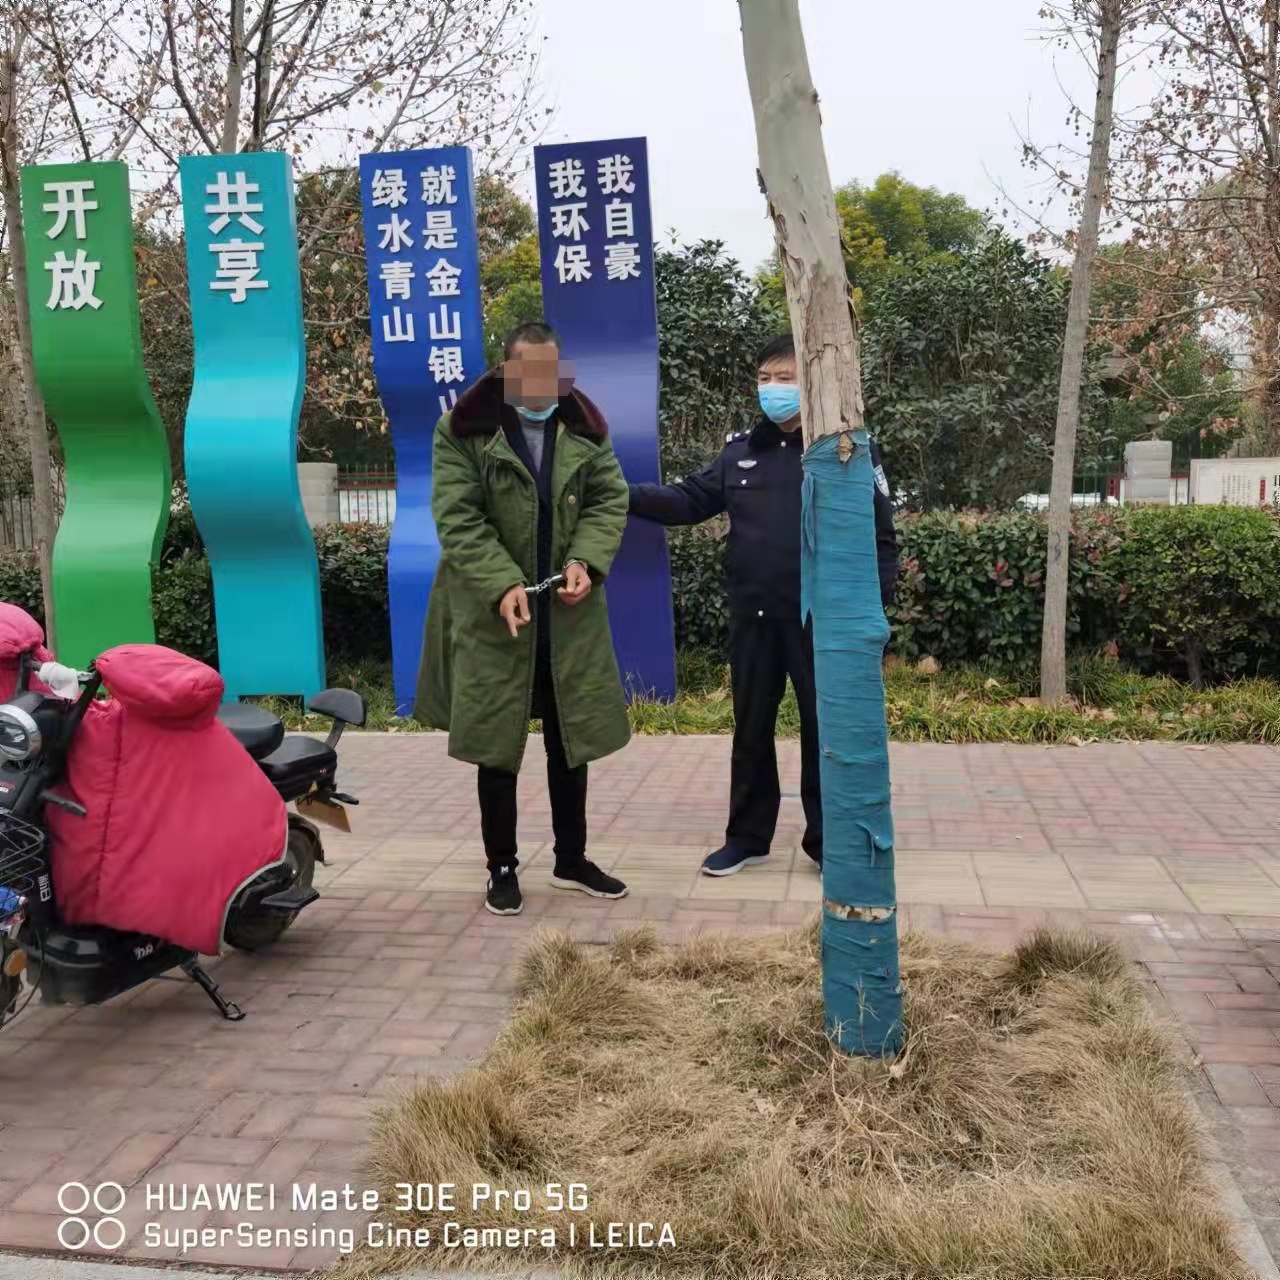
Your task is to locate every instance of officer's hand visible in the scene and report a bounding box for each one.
[558,562,592,605]
[499,585,531,638]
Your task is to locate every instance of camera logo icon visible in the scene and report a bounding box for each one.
[57,1182,127,1251]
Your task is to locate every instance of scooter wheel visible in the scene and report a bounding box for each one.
[0,940,23,1028]
[224,823,319,952]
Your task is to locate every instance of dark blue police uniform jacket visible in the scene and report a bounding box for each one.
[628,417,899,622]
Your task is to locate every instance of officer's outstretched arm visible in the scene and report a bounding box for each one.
[869,441,900,608]
[627,451,726,526]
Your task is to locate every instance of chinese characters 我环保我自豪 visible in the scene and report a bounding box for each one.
[206,171,268,303]
[44,180,103,311]
[370,161,467,417]
[547,153,642,287]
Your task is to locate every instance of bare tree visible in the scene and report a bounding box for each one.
[0,18,55,627]
[1040,0,1135,704]
[739,0,902,1057]
[60,1,541,218]
[1106,0,1280,451]
[0,1,146,635]
[58,0,544,441]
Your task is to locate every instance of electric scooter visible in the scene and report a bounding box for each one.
[0,645,365,1026]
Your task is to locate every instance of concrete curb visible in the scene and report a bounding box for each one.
[0,1260,284,1280]
[0,1259,557,1280]
[1191,1080,1280,1280]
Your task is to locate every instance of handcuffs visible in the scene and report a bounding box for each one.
[527,573,566,597]
[527,561,585,597]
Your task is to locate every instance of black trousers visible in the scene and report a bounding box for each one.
[476,647,588,876]
[726,616,822,862]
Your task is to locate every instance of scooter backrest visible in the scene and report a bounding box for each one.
[94,644,225,727]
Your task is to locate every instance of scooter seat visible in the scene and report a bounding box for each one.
[258,735,338,801]
[217,704,286,760]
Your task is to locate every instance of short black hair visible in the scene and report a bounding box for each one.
[503,321,559,359]
[757,333,795,370]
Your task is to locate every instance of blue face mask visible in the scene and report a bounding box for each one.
[515,403,557,424]
[758,383,801,425]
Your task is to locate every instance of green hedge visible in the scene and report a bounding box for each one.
[4,505,1280,687]
[889,509,1125,669]
[668,506,1280,684]
[0,510,393,671]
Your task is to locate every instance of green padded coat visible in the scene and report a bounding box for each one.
[413,371,631,774]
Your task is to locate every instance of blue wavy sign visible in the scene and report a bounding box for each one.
[179,152,325,700]
[533,137,676,700]
[359,148,485,714]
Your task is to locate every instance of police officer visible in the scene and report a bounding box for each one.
[628,334,899,876]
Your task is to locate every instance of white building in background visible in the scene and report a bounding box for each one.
[1123,440,1173,505]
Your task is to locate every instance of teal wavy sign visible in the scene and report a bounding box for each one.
[179,152,324,700]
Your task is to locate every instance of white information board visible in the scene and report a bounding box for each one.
[1189,458,1280,507]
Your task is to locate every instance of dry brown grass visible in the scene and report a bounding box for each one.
[332,923,1251,1280]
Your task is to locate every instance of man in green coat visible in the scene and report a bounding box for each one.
[415,322,631,916]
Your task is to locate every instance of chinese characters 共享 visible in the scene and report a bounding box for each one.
[205,171,268,303]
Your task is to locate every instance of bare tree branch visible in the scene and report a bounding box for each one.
[163,0,218,154]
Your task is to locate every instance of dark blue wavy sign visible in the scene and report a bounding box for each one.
[533,137,676,700]
[359,147,486,714]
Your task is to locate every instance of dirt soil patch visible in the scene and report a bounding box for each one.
[334,923,1251,1280]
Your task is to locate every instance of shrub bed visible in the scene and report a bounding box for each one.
[4,505,1280,688]
[673,505,1280,684]
[0,510,393,671]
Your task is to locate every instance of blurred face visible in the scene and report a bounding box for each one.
[502,341,575,411]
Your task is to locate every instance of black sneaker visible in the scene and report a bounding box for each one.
[701,845,770,877]
[550,860,629,899]
[485,865,523,916]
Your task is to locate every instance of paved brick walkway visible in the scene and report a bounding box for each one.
[3,735,1280,1269]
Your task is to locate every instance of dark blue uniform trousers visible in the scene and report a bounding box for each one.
[726,616,822,863]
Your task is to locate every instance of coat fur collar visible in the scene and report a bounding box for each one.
[449,368,609,441]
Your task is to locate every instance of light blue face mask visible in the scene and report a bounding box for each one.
[515,403,557,424]
[758,383,801,425]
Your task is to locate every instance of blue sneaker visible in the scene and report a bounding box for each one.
[701,845,770,877]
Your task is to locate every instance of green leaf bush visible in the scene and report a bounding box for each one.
[1111,505,1280,685]
[1,506,1278,688]
[664,505,1280,684]
[0,517,393,670]
[889,508,1124,669]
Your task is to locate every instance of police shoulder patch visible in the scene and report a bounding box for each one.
[873,464,890,497]
[725,431,745,443]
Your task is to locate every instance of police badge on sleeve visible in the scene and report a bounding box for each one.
[873,464,890,498]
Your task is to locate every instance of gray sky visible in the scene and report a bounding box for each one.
[526,0,1105,272]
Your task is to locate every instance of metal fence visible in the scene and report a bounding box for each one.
[0,493,36,550]
[337,469,396,525]
[0,473,65,551]
[0,463,1205,550]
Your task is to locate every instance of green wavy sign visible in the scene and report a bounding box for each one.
[21,160,170,666]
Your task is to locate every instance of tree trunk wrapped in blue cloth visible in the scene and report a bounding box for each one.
[738,0,903,1056]
[802,430,903,1056]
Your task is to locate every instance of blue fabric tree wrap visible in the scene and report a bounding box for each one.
[801,429,904,1056]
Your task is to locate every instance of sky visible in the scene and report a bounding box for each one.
[521,0,1120,273]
